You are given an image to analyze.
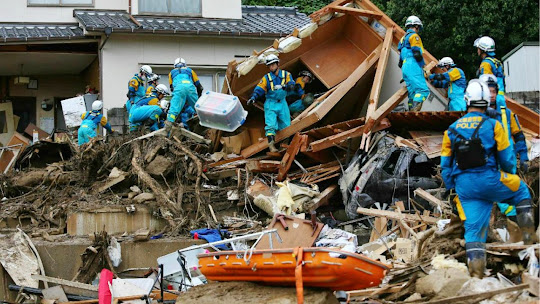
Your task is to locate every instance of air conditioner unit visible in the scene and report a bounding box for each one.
[14,76,30,85]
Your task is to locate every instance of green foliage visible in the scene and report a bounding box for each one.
[372,0,539,78]
[241,0,331,14]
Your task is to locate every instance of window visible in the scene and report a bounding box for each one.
[28,0,93,6]
[139,0,202,16]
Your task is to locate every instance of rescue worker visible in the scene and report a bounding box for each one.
[287,70,314,115]
[441,80,535,278]
[129,84,170,132]
[166,58,203,131]
[429,57,467,111]
[126,65,152,113]
[398,16,430,111]
[146,73,161,95]
[78,100,114,146]
[247,54,294,152]
[479,74,529,220]
[475,36,505,93]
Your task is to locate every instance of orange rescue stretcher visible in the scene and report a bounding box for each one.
[198,247,390,303]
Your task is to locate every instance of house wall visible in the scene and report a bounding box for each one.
[0,0,242,23]
[9,75,87,131]
[504,45,540,93]
[0,0,128,23]
[101,34,271,109]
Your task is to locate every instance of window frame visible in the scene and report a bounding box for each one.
[138,0,202,17]
[27,0,94,7]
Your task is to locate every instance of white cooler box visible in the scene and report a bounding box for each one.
[195,91,247,132]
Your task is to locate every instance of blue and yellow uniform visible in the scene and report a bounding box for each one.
[167,67,201,123]
[78,111,113,145]
[441,111,530,247]
[126,74,146,113]
[287,77,307,114]
[429,67,467,111]
[488,94,529,217]
[251,69,294,136]
[129,94,162,132]
[478,56,505,93]
[398,29,430,109]
[146,83,157,96]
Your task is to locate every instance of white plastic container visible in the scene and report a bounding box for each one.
[195,91,248,132]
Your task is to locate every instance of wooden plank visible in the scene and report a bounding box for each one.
[366,26,394,120]
[329,6,383,19]
[394,201,409,238]
[31,274,98,291]
[485,243,540,251]
[409,131,443,158]
[363,86,408,134]
[309,184,338,211]
[413,188,451,212]
[277,133,304,182]
[310,46,381,119]
[370,217,388,242]
[347,284,404,297]
[357,207,439,225]
[309,117,390,152]
[207,156,245,169]
[506,96,540,135]
[301,37,368,89]
[293,86,338,123]
[240,113,318,158]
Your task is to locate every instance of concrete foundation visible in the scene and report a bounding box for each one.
[0,237,203,302]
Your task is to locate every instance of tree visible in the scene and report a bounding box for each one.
[372,0,539,78]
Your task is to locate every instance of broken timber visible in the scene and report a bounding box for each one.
[356,207,439,224]
[277,133,305,181]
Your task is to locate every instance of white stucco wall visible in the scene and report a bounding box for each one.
[504,45,540,93]
[100,34,272,109]
[0,0,128,23]
[202,0,241,19]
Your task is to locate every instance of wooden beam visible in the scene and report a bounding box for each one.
[31,274,98,292]
[240,113,318,158]
[366,26,393,119]
[413,188,451,213]
[422,284,528,304]
[363,86,408,134]
[293,86,339,123]
[356,207,439,225]
[277,133,304,182]
[311,45,381,119]
[347,284,404,297]
[505,96,540,135]
[329,6,383,19]
[310,184,338,211]
[309,118,390,152]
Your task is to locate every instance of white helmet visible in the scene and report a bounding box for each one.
[154,84,170,96]
[479,74,498,87]
[160,99,170,110]
[92,100,103,111]
[476,36,495,52]
[148,73,160,82]
[465,79,490,107]
[174,58,186,68]
[405,15,423,28]
[265,54,279,66]
[140,65,152,76]
[437,57,454,68]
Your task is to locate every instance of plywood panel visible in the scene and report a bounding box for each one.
[300,37,367,88]
[344,13,383,56]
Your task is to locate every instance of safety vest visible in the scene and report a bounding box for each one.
[81,111,103,129]
[265,70,288,91]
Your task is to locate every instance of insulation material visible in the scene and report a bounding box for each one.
[258,48,279,64]
[61,96,87,129]
[298,23,318,39]
[317,12,334,25]
[278,36,302,53]
[236,56,258,76]
[371,20,387,37]
[0,230,40,288]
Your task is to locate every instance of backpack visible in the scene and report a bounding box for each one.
[449,118,488,170]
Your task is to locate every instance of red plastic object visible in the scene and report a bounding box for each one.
[98,269,114,304]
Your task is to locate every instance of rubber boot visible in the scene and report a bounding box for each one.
[516,199,538,245]
[267,135,278,152]
[466,242,486,278]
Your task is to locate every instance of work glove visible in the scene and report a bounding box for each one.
[247,97,256,106]
[398,58,403,68]
[520,160,529,173]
